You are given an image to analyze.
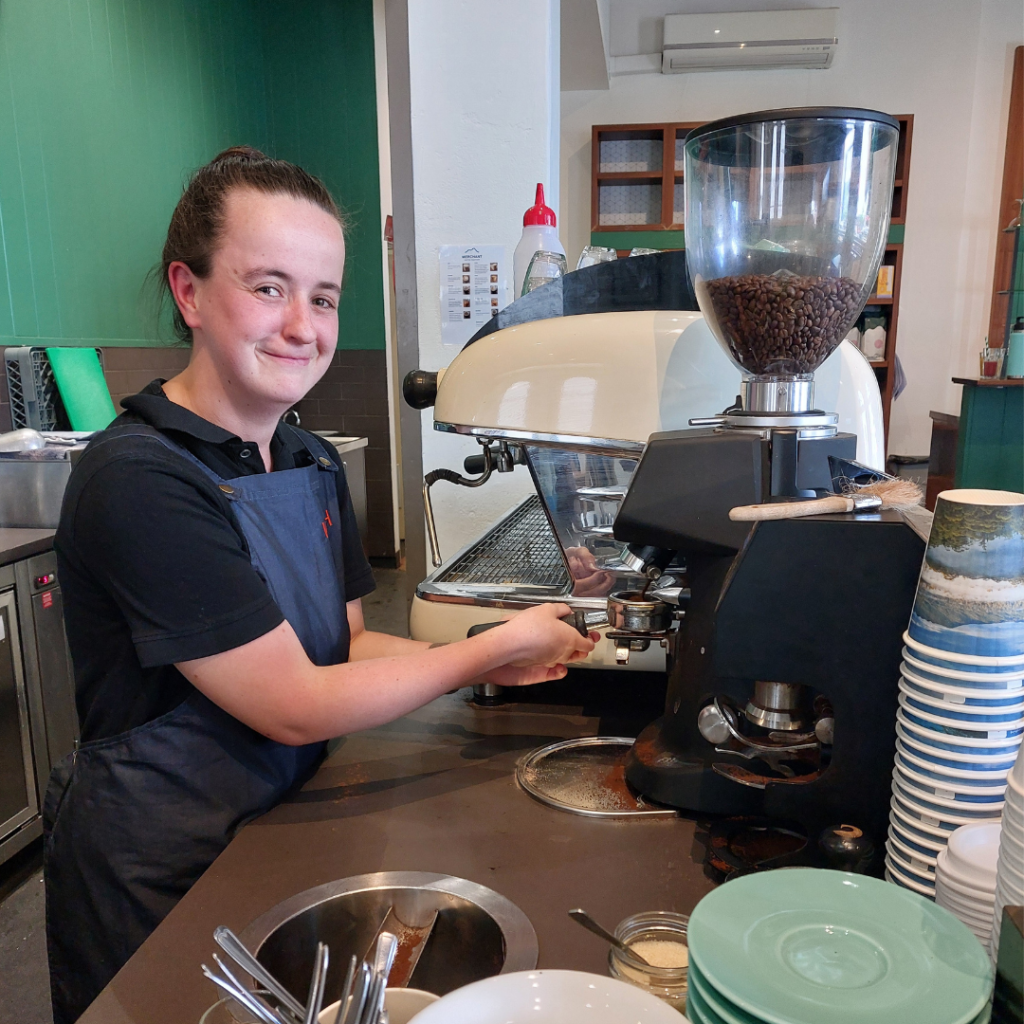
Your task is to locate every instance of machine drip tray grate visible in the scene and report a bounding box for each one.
[434,494,571,590]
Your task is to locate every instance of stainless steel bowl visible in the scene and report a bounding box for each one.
[239,872,537,1002]
[607,591,673,634]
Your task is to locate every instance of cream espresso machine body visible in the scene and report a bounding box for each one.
[407,249,885,675]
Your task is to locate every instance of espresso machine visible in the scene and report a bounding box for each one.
[614,108,925,869]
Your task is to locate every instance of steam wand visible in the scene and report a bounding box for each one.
[423,442,512,567]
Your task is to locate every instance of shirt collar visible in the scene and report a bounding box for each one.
[120,380,308,458]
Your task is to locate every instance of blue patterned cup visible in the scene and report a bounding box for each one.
[908,490,1024,658]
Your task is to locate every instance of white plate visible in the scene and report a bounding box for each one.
[948,822,1001,883]
[935,897,995,931]
[936,889,994,920]
[406,970,688,1024]
[937,848,997,896]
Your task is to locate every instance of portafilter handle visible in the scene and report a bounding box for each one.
[468,611,592,640]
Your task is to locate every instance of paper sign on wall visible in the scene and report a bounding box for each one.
[439,244,509,348]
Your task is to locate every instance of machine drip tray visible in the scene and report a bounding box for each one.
[516,737,677,819]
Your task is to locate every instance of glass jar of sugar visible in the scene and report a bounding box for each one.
[608,910,689,1011]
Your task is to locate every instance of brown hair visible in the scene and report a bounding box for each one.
[159,146,344,344]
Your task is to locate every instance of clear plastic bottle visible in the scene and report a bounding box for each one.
[512,183,565,299]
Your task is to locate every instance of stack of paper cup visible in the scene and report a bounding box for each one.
[885,489,1024,896]
[991,744,1024,960]
[934,822,1000,946]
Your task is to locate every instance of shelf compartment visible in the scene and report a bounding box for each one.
[598,131,663,174]
[598,181,663,227]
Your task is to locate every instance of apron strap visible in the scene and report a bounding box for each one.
[88,423,339,482]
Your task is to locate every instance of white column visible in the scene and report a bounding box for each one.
[407,0,560,564]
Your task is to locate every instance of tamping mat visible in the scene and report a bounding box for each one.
[516,737,677,818]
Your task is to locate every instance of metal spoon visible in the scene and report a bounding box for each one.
[567,909,652,967]
[214,926,307,1020]
[303,943,329,1024]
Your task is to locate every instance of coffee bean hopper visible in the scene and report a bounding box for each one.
[677,106,900,493]
[613,108,926,871]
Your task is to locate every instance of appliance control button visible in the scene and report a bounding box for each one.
[34,573,55,587]
[698,703,732,745]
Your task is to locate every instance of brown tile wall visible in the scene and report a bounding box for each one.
[0,345,397,561]
[292,349,396,562]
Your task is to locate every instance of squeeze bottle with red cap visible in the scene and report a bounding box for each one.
[513,183,565,299]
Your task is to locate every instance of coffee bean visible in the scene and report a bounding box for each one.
[703,274,863,375]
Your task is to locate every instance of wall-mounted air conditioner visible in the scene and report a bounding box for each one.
[663,9,838,73]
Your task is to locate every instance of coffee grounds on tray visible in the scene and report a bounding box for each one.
[704,273,863,375]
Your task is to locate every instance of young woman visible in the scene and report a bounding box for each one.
[45,147,594,1023]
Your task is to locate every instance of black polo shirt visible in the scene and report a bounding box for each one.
[56,380,375,743]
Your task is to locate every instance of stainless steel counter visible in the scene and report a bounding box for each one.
[79,688,715,1023]
[0,528,55,566]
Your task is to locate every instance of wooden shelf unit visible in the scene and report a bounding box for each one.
[589,115,914,444]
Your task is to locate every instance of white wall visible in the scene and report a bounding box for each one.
[407,0,560,562]
[560,0,1024,457]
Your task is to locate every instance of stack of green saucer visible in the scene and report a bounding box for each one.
[685,868,993,1024]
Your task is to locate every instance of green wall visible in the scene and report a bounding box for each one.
[0,0,385,350]
[257,0,385,351]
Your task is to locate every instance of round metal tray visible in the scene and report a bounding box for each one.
[516,737,678,819]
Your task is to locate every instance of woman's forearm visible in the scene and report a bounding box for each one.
[179,620,515,744]
[348,628,431,661]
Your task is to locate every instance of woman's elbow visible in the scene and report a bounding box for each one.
[255,716,325,746]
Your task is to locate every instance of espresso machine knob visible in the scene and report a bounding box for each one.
[819,824,875,873]
[403,369,439,409]
[698,702,734,746]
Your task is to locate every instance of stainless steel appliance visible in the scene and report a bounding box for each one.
[0,564,37,859]
[0,546,77,866]
[405,247,886,671]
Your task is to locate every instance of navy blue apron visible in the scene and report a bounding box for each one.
[44,424,350,1024]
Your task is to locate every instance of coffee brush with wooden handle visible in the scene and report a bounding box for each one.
[729,477,923,522]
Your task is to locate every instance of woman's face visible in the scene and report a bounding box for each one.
[176,188,345,411]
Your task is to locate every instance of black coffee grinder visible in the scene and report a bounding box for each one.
[615,109,924,872]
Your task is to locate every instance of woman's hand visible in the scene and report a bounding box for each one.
[485,603,596,668]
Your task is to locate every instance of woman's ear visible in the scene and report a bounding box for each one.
[167,261,202,331]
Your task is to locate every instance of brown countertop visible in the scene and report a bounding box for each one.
[79,688,715,1024]
[0,527,54,566]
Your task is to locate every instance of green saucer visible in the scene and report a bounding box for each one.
[688,868,992,1024]
[688,962,760,1024]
